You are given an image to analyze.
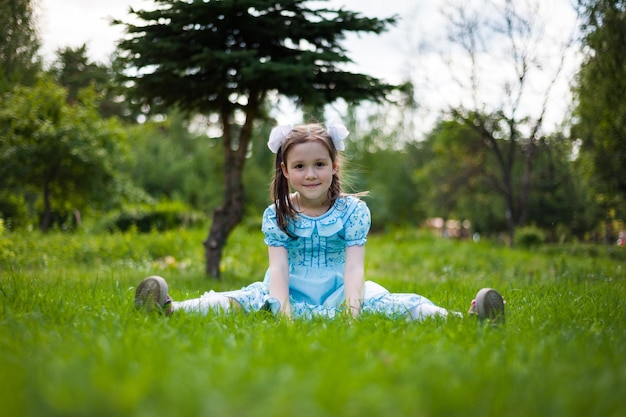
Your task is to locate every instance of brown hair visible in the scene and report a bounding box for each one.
[270,123,343,234]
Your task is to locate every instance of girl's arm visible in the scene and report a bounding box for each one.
[344,245,365,318]
[268,245,292,318]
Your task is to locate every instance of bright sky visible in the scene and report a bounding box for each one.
[37,0,417,83]
[37,0,580,136]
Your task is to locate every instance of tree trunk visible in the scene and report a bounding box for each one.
[204,137,246,278]
[502,168,516,247]
[203,183,245,277]
[203,101,258,278]
[40,179,52,233]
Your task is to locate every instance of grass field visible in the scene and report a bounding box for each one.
[1,225,625,417]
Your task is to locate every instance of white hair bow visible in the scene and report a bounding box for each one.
[267,121,349,153]
[267,124,293,153]
[326,120,349,151]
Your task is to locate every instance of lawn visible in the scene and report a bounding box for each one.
[1,226,625,417]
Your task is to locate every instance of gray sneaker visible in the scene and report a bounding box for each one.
[469,288,505,325]
[134,276,172,315]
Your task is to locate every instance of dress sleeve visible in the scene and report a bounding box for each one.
[343,199,371,246]
[262,205,290,247]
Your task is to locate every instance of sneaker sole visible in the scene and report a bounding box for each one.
[134,276,168,313]
[475,288,505,325]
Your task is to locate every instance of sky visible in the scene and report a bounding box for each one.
[37,0,418,83]
[37,0,581,136]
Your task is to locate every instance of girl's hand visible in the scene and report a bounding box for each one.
[278,302,293,320]
[342,302,361,320]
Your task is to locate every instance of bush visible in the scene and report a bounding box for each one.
[515,226,546,248]
[99,200,205,233]
[0,191,30,230]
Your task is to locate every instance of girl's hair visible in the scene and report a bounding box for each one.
[270,123,343,233]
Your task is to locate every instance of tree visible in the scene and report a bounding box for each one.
[573,0,626,240]
[48,45,132,120]
[526,133,599,241]
[0,0,41,92]
[412,120,485,223]
[411,0,577,245]
[412,119,594,241]
[116,0,397,278]
[0,77,131,232]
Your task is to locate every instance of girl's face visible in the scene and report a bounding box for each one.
[281,141,337,208]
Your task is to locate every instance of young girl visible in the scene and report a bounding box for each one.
[135,122,505,323]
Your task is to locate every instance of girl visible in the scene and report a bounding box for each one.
[135,122,505,323]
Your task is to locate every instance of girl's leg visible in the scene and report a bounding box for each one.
[410,288,505,322]
[172,281,271,316]
[171,290,242,315]
[134,276,242,316]
[409,302,461,320]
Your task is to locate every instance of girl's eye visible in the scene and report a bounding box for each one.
[316,162,325,167]
[294,164,303,169]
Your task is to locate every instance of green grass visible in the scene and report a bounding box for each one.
[1,226,625,417]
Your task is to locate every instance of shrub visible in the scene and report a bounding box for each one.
[99,200,205,233]
[0,191,30,230]
[515,226,546,248]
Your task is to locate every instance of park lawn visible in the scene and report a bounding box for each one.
[0,226,625,417]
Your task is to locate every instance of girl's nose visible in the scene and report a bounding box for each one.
[305,167,317,179]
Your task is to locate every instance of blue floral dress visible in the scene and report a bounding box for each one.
[217,195,446,320]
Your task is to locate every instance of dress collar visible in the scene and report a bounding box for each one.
[287,196,356,238]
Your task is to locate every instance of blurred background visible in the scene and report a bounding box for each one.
[2,0,624,254]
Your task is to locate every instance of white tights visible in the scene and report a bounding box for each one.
[409,303,461,320]
[171,291,233,315]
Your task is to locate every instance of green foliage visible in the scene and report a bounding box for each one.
[0,189,30,230]
[514,226,546,248]
[127,111,225,211]
[573,0,626,225]
[124,110,275,220]
[115,0,397,114]
[242,118,276,214]
[411,119,598,240]
[0,0,41,92]
[1,228,625,417]
[47,45,131,120]
[412,120,486,222]
[0,228,206,272]
[342,106,423,230]
[0,77,139,231]
[539,241,626,262]
[99,200,206,233]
